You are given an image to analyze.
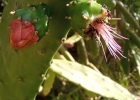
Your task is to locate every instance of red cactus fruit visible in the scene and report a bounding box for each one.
[10,20,39,49]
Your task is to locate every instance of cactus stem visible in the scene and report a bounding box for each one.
[61,38,66,43]
[66,4,70,7]
[32,7,36,11]
[82,15,88,20]
[17,16,21,20]
[27,3,30,7]
[33,18,38,23]
[10,10,15,15]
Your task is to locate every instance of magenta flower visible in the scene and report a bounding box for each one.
[93,21,127,60]
[84,7,128,61]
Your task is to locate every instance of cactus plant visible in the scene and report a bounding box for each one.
[0,0,135,100]
[67,0,128,61]
[67,0,102,36]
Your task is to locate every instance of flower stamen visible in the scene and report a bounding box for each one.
[84,5,128,61]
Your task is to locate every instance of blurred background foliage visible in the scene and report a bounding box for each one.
[1,0,140,100]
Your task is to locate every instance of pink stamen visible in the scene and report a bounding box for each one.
[93,22,127,60]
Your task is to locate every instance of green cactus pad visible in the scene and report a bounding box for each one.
[0,0,71,99]
[97,0,116,9]
[67,0,102,35]
[13,3,50,39]
[51,59,136,100]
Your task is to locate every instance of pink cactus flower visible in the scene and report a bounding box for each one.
[10,20,39,49]
[93,20,127,61]
[84,7,128,61]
